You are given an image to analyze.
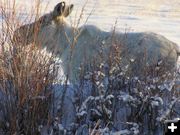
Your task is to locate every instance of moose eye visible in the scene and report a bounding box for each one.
[57,6,61,12]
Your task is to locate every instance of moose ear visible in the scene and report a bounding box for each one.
[53,2,66,17]
[64,4,74,17]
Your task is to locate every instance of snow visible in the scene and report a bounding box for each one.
[76,111,87,118]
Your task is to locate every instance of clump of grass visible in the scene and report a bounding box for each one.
[0,0,58,134]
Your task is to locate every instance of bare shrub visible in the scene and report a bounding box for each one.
[72,26,179,134]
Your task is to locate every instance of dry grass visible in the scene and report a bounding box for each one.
[0,0,58,134]
[0,0,94,134]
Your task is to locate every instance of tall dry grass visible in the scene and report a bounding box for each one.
[0,0,94,134]
[0,0,58,134]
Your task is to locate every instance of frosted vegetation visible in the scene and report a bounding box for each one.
[0,0,179,135]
